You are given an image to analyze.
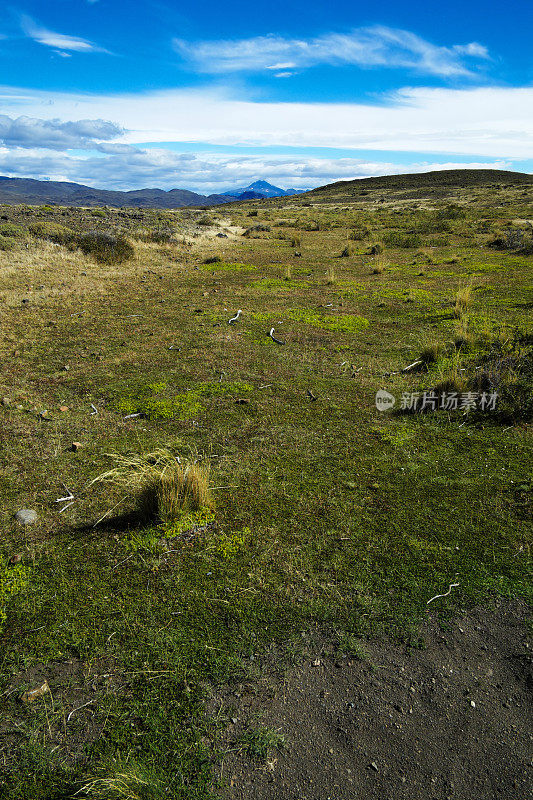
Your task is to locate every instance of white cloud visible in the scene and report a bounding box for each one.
[173,26,490,78]
[21,15,106,53]
[0,84,531,159]
[0,145,515,194]
[0,115,127,150]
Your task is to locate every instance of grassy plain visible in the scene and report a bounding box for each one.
[0,173,531,798]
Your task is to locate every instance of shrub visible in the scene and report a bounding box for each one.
[0,223,25,238]
[77,231,134,264]
[90,208,107,218]
[243,224,271,237]
[0,235,16,251]
[28,221,76,245]
[203,255,222,264]
[348,225,370,240]
[383,231,422,248]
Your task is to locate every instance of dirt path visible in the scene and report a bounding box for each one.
[214,600,531,800]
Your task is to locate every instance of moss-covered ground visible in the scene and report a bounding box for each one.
[0,178,531,798]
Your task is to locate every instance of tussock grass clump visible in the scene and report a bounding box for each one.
[339,245,352,258]
[348,225,370,240]
[367,243,384,255]
[203,255,222,264]
[326,265,336,284]
[454,282,474,318]
[419,343,444,364]
[75,760,165,799]
[290,236,301,248]
[78,231,135,264]
[92,449,213,524]
[28,220,76,246]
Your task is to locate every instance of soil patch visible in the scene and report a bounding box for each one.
[213,600,532,800]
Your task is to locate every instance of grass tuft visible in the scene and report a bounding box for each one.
[92,449,213,523]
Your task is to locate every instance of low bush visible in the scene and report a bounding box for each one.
[0,223,25,238]
[0,235,17,251]
[77,231,135,264]
[383,231,422,248]
[28,221,76,246]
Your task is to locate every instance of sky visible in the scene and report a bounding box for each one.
[0,0,531,194]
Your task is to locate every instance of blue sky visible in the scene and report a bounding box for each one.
[0,1,531,193]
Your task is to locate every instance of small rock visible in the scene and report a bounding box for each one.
[470,700,476,708]
[63,365,70,371]
[39,410,48,419]
[2,397,11,406]
[21,298,30,305]
[22,681,50,703]
[235,398,250,405]
[71,441,83,452]
[10,553,22,564]
[312,658,321,666]
[370,761,379,772]
[15,509,38,525]
[231,717,238,724]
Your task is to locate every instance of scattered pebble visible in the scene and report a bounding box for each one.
[71,441,83,452]
[370,761,379,772]
[15,509,38,525]
[470,700,476,708]
[9,553,22,564]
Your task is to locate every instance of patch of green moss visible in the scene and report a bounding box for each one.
[250,278,310,291]
[125,508,216,552]
[198,261,257,272]
[109,380,253,419]
[0,561,31,629]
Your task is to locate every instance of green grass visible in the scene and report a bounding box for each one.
[0,184,531,798]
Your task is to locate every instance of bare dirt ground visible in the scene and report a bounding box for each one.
[213,600,532,800]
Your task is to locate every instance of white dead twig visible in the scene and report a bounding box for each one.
[402,359,423,373]
[56,484,74,503]
[123,413,142,420]
[90,404,98,416]
[426,582,460,605]
[67,700,95,723]
[269,327,285,345]
[228,309,242,324]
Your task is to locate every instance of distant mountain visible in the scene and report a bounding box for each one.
[222,180,307,199]
[0,176,235,208]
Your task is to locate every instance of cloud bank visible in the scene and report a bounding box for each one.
[0,146,513,194]
[0,115,128,151]
[1,84,531,159]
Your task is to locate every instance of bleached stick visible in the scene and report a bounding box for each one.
[269,328,285,345]
[426,582,460,605]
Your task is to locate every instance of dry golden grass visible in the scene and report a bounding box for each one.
[454,281,474,319]
[91,449,213,523]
